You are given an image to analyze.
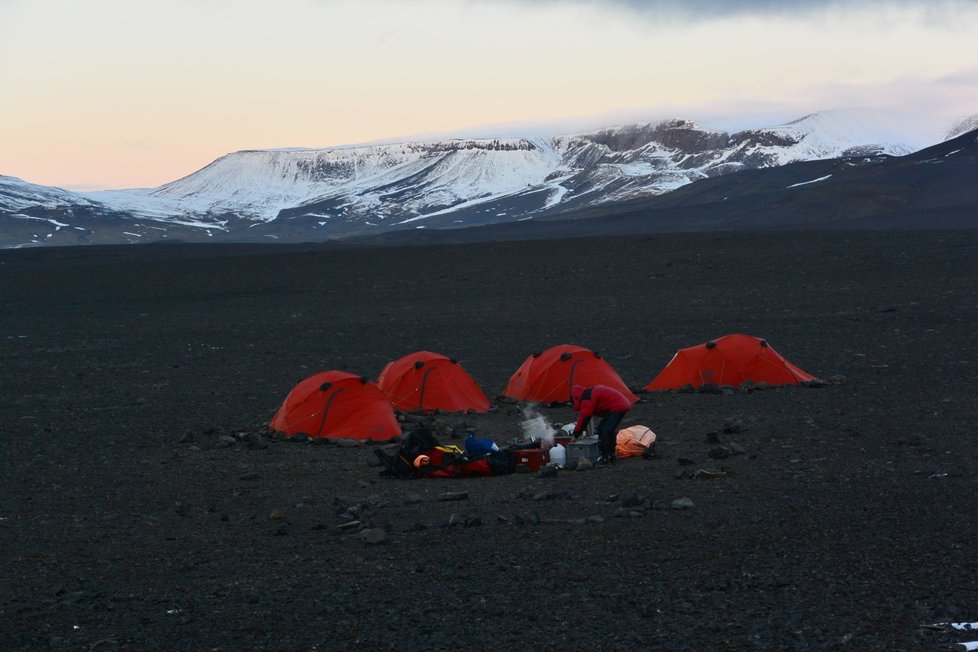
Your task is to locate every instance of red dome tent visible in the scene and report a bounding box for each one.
[645,334,815,391]
[270,371,401,441]
[377,351,490,413]
[502,344,638,404]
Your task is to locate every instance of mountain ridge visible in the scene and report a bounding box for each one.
[2,109,974,248]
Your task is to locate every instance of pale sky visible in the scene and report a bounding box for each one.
[1,0,976,189]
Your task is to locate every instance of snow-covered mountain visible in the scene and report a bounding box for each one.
[0,109,963,247]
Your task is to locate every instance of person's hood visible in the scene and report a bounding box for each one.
[571,385,585,408]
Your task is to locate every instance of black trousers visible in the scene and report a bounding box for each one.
[596,411,626,458]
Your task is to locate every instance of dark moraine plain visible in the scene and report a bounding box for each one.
[2,230,977,650]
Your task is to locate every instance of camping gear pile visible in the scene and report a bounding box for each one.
[374,425,515,479]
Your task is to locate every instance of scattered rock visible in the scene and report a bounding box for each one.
[586,515,605,524]
[615,508,643,518]
[239,472,260,481]
[178,429,194,444]
[272,524,289,536]
[700,383,721,395]
[448,513,466,528]
[533,490,569,501]
[515,511,541,526]
[722,417,745,434]
[729,442,747,455]
[403,493,424,505]
[694,468,727,480]
[337,520,363,532]
[537,465,558,479]
[671,497,695,510]
[269,510,285,521]
[437,492,469,502]
[217,435,236,448]
[334,438,362,448]
[244,432,267,450]
[358,528,387,545]
[621,494,643,508]
[576,458,593,471]
[708,446,730,459]
[705,431,720,443]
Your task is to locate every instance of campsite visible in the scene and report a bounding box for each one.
[2,229,978,650]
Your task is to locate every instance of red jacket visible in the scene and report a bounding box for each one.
[571,384,631,434]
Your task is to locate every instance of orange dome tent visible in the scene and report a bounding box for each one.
[377,351,490,413]
[502,344,638,404]
[270,371,401,441]
[645,334,815,391]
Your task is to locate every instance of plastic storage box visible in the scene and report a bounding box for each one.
[565,437,600,465]
[514,448,549,471]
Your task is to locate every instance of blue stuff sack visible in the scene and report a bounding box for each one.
[465,433,496,459]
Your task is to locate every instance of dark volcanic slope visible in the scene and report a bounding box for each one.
[2,231,978,650]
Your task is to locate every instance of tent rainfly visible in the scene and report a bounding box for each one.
[377,351,490,413]
[270,371,401,441]
[502,344,638,404]
[645,333,815,390]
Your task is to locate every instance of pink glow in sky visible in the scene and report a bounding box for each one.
[1,0,976,189]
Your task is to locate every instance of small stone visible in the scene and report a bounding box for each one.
[576,458,593,471]
[269,510,285,521]
[621,494,642,508]
[708,446,730,459]
[722,418,745,434]
[178,430,194,443]
[217,435,236,448]
[586,515,605,524]
[829,375,848,385]
[537,465,558,479]
[437,492,469,502]
[729,442,746,455]
[464,514,482,528]
[693,468,727,479]
[334,438,362,448]
[403,493,424,505]
[448,513,466,528]
[615,507,642,518]
[359,528,387,545]
[705,431,720,443]
[239,472,260,481]
[337,520,363,531]
[244,432,268,450]
[272,524,289,536]
[671,497,695,510]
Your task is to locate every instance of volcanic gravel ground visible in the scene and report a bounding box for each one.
[2,230,977,651]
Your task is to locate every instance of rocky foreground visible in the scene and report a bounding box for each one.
[2,230,977,650]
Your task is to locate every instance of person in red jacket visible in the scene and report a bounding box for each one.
[571,384,632,465]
